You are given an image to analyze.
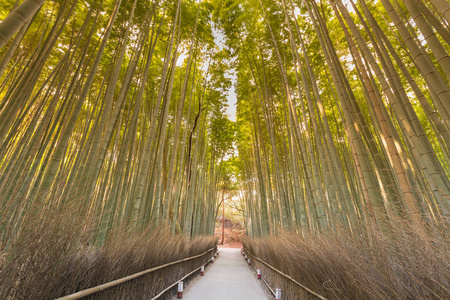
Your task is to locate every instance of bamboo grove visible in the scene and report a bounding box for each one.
[0,0,449,248]
[218,0,450,238]
[0,0,236,245]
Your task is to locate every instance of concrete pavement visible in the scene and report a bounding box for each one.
[182,248,270,300]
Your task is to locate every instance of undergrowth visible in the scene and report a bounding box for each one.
[243,220,449,299]
[0,206,217,299]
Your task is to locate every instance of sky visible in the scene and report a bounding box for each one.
[225,75,237,122]
[212,27,237,122]
[176,25,237,121]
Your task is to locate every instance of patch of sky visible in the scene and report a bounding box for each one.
[176,49,188,67]
[213,26,237,122]
[342,0,356,13]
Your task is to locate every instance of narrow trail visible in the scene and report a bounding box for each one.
[182,248,270,300]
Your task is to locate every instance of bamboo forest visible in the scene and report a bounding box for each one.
[0,0,449,299]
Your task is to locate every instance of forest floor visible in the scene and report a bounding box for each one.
[214,220,245,248]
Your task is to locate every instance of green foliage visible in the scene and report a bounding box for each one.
[209,114,235,158]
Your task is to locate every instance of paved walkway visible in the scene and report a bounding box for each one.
[182,248,270,300]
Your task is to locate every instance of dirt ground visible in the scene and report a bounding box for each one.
[214,222,245,248]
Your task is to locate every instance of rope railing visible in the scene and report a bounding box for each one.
[243,247,327,300]
[56,245,217,300]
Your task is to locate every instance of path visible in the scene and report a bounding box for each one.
[182,248,270,300]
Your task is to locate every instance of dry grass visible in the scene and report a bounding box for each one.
[243,220,449,299]
[0,206,217,299]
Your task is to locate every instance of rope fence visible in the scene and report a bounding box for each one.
[56,245,218,300]
[243,247,327,300]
